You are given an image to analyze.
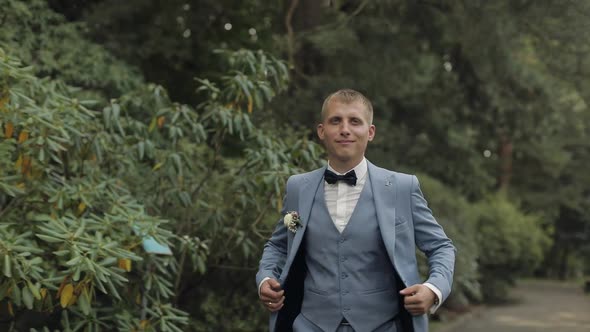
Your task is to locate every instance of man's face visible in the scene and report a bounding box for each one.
[317,100,375,169]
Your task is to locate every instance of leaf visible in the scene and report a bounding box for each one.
[21,156,32,176]
[140,320,150,329]
[26,280,41,300]
[152,162,164,171]
[77,202,87,215]
[18,130,29,143]
[60,284,74,308]
[65,256,82,266]
[4,121,13,138]
[118,258,131,272]
[148,117,157,132]
[22,286,34,309]
[11,284,21,306]
[157,116,166,128]
[78,287,91,315]
[3,255,11,278]
[247,95,253,113]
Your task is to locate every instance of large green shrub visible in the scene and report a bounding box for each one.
[471,194,551,301]
[0,42,322,330]
[0,48,184,331]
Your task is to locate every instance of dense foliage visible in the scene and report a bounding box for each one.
[1,0,589,330]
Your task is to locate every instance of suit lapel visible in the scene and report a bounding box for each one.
[280,166,325,283]
[291,167,324,251]
[368,162,398,262]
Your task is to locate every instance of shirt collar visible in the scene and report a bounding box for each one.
[327,157,367,180]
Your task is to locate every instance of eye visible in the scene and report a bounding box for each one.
[351,118,361,125]
[329,117,341,124]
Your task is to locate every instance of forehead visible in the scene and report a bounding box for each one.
[323,100,371,122]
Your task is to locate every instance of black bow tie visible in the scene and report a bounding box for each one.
[324,169,357,186]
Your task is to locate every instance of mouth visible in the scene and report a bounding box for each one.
[336,140,355,145]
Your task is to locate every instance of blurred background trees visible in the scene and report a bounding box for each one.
[1,0,589,330]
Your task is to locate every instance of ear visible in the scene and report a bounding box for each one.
[368,125,376,142]
[317,123,325,140]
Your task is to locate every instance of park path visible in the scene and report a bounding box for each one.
[447,280,590,332]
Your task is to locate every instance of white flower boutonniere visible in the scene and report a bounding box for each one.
[284,211,301,233]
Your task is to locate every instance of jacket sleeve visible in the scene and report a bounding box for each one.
[410,175,456,301]
[255,177,293,288]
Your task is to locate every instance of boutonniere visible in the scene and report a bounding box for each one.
[283,211,301,233]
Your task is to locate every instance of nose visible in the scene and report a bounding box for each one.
[339,122,351,136]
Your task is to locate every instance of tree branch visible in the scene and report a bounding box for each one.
[285,0,301,70]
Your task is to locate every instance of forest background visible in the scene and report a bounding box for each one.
[0,0,589,331]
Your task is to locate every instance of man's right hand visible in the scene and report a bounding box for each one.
[259,278,285,312]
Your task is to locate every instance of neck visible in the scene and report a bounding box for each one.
[329,157,363,174]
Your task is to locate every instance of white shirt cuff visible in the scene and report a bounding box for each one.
[258,277,271,297]
[423,283,442,314]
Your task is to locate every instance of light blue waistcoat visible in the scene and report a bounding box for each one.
[300,176,399,332]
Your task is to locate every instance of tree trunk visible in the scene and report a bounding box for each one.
[498,134,513,191]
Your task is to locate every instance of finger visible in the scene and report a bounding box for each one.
[267,279,282,291]
[260,296,285,305]
[260,283,284,299]
[399,284,420,295]
[260,288,284,301]
[266,296,285,312]
[404,305,426,315]
[403,294,422,305]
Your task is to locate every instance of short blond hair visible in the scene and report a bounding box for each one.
[321,89,374,124]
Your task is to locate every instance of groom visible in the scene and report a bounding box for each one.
[256,89,455,332]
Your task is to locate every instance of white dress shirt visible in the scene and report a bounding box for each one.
[324,158,368,233]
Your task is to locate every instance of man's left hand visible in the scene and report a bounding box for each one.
[399,284,436,316]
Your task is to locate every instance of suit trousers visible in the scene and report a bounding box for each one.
[292,313,400,332]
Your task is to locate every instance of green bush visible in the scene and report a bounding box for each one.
[471,194,551,301]
[0,43,322,330]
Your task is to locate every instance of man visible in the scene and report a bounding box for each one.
[256,89,455,332]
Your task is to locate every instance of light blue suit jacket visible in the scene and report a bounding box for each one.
[256,161,456,332]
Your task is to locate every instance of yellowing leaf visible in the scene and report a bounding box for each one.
[21,156,32,177]
[78,202,87,214]
[16,183,25,190]
[0,94,9,113]
[118,258,131,272]
[40,288,47,299]
[157,116,165,128]
[15,154,22,170]
[18,130,29,143]
[4,122,13,138]
[60,284,74,308]
[140,320,150,329]
[148,117,157,132]
[247,95,253,113]
[152,162,163,171]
